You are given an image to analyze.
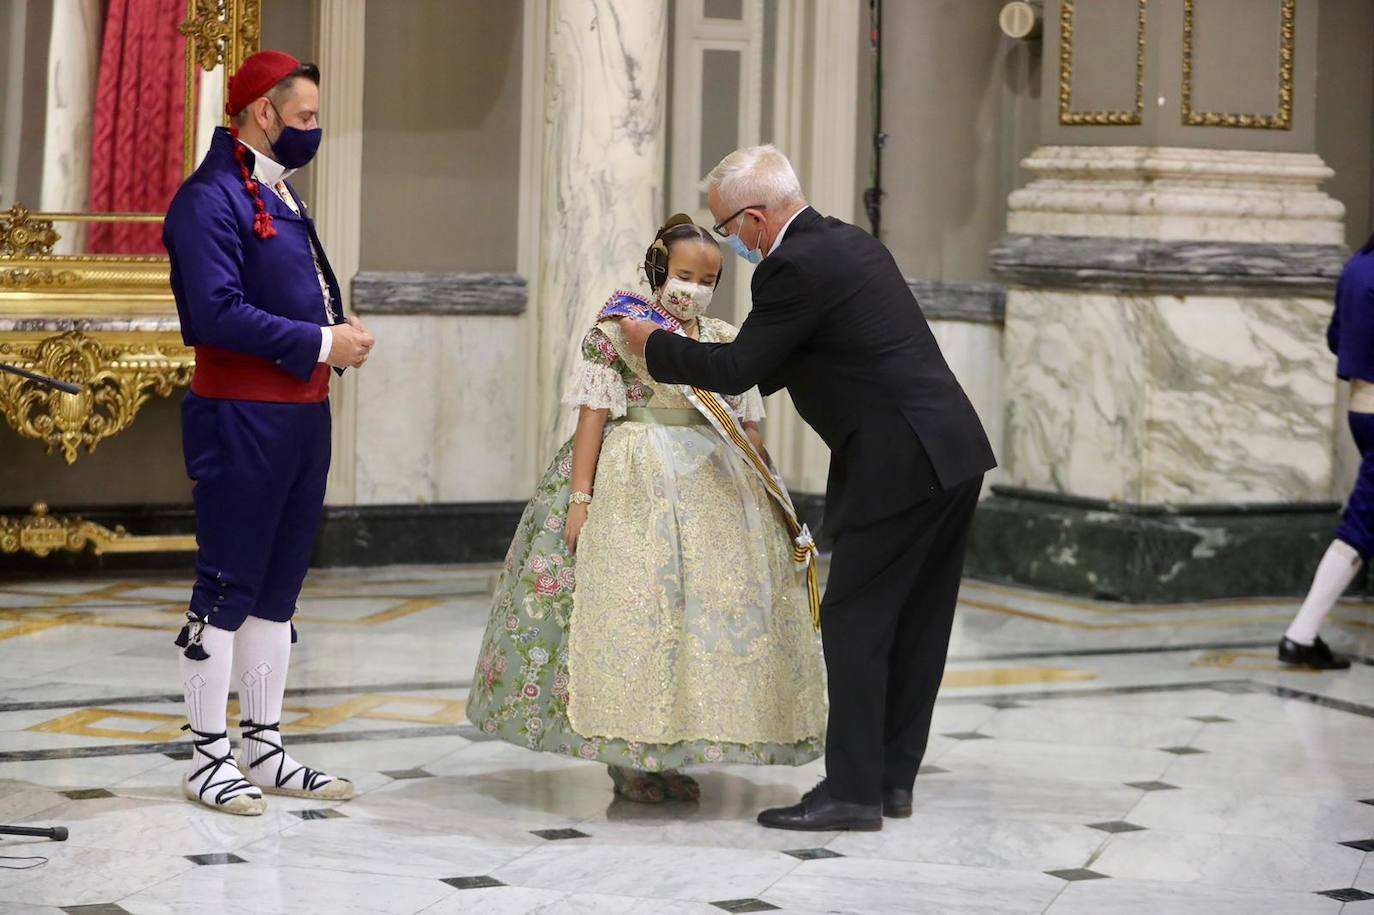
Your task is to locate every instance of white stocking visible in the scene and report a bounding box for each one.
[179,623,263,813]
[234,616,352,799]
[1286,540,1362,645]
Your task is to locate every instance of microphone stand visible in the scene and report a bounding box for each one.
[0,361,82,395]
[0,362,77,847]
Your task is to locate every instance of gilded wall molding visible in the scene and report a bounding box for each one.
[0,331,194,463]
[1058,0,1148,126]
[0,503,196,557]
[1181,0,1295,130]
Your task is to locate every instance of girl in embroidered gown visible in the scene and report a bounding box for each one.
[466,215,826,803]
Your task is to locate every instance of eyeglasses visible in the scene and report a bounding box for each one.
[712,204,767,238]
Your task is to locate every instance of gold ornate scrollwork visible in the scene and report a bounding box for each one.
[0,502,196,557]
[0,331,194,464]
[180,0,261,72]
[1182,0,1295,130]
[0,205,61,258]
[0,268,80,288]
[180,0,234,70]
[1058,0,1148,126]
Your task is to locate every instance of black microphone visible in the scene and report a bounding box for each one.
[0,361,82,395]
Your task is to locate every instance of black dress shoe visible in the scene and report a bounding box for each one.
[757,781,882,832]
[882,787,913,818]
[1278,636,1351,671]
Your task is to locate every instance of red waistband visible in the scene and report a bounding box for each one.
[191,346,330,403]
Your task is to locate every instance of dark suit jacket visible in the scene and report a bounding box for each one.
[645,207,996,537]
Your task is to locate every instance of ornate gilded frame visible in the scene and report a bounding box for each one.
[1181,0,1295,130]
[0,0,261,303]
[1058,0,1148,126]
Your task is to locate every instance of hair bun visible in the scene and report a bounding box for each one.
[659,212,695,234]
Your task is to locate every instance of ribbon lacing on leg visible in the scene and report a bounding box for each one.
[239,720,332,792]
[181,724,261,805]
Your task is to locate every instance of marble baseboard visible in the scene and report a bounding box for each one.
[352,272,527,315]
[991,235,1345,298]
[907,279,1006,324]
[314,502,524,566]
[0,502,524,572]
[966,488,1349,602]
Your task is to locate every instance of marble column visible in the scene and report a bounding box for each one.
[534,0,668,455]
[971,0,1349,601]
[315,0,366,505]
[40,0,101,253]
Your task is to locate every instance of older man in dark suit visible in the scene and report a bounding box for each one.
[620,145,996,831]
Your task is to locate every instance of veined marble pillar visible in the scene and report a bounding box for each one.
[40,0,101,253]
[315,0,366,505]
[971,1,1349,601]
[534,0,668,455]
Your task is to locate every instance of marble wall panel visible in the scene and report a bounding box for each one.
[930,319,1005,494]
[1002,290,1149,501]
[1141,294,1335,504]
[353,315,523,505]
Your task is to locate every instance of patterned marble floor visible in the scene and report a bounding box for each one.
[1,566,1373,914]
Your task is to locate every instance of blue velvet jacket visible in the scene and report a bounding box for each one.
[164,127,343,382]
[1329,246,1374,383]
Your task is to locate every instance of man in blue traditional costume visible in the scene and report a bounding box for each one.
[163,50,373,815]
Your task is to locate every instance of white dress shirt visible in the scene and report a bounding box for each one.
[239,140,334,365]
[767,205,810,257]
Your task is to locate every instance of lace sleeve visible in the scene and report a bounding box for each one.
[564,327,629,418]
[728,386,767,423]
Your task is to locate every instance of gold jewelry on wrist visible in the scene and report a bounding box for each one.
[570,491,593,506]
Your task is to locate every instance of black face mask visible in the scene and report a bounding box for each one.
[266,102,322,170]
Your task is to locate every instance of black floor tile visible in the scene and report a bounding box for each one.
[530,828,590,841]
[1339,838,1374,852]
[1087,821,1146,834]
[711,900,781,913]
[941,731,992,741]
[1317,888,1374,902]
[293,808,347,820]
[185,853,247,865]
[1188,715,1233,724]
[382,768,435,780]
[1044,868,1110,882]
[61,788,115,800]
[782,848,844,860]
[1158,746,1206,755]
[442,876,505,890]
[1124,781,1179,792]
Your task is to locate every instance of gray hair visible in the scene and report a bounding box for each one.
[702,145,806,213]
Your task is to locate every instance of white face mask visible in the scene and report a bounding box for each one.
[659,278,714,321]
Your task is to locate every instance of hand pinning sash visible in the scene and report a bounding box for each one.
[600,290,822,629]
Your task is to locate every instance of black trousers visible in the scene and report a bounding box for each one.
[819,473,983,805]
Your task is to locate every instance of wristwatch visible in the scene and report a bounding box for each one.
[569,491,593,506]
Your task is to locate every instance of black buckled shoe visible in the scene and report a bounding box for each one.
[882,787,913,818]
[1278,636,1351,671]
[757,780,882,832]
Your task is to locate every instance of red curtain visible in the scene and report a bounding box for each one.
[87,0,188,254]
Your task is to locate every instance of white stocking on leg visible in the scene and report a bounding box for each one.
[1286,540,1362,645]
[234,616,353,800]
[179,622,265,815]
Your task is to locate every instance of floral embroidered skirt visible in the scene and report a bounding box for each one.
[466,429,826,772]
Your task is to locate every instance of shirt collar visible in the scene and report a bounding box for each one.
[238,139,292,187]
[767,205,810,256]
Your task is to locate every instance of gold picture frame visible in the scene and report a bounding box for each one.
[1181,0,1295,130]
[1058,0,1148,126]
